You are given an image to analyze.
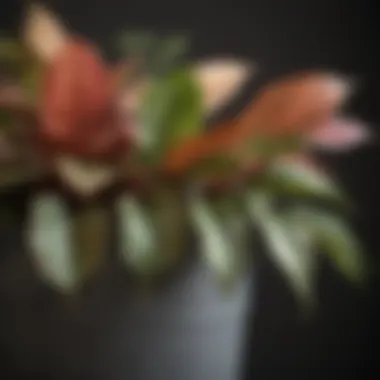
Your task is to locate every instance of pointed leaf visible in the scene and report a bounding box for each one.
[297,210,367,284]
[263,157,346,204]
[148,35,189,75]
[190,196,248,287]
[27,193,77,293]
[192,58,254,116]
[139,68,203,160]
[117,194,162,275]
[72,203,109,282]
[307,117,373,152]
[247,191,316,308]
[117,189,187,276]
[116,31,156,59]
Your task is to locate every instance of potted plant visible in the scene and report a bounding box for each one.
[0,3,371,379]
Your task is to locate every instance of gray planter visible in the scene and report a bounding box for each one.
[0,193,255,380]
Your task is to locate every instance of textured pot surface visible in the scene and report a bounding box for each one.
[0,204,255,380]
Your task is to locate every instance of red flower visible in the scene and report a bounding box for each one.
[37,39,131,159]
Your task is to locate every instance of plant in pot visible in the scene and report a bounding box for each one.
[0,3,372,380]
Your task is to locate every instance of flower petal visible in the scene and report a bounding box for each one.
[307,117,372,152]
[192,58,254,116]
[23,3,69,63]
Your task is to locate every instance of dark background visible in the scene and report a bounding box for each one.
[1,0,379,379]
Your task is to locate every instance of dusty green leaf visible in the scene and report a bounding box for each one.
[292,208,367,285]
[247,191,317,310]
[27,193,77,293]
[263,159,347,205]
[117,194,162,275]
[190,196,249,288]
[117,189,187,276]
[28,196,109,293]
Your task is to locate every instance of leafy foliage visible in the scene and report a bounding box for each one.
[117,187,187,278]
[116,32,189,76]
[139,67,203,161]
[27,194,110,293]
[190,194,249,288]
[0,6,370,304]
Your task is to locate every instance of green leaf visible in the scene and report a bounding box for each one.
[27,194,77,293]
[292,209,367,285]
[148,35,189,75]
[117,189,187,277]
[247,191,317,310]
[139,68,203,161]
[72,203,109,283]
[27,195,109,293]
[263,159,347,205]
[116,31,156,58]
[117,194,161,275]
[190,195,249,288]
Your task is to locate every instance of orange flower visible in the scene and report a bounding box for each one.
[37,39,131,159]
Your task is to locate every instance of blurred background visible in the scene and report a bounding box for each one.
[0,0,379,379]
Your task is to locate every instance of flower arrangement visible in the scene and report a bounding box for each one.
[0,3,371,307]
